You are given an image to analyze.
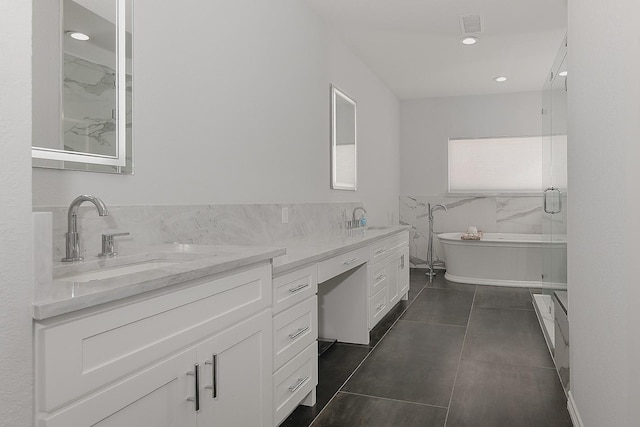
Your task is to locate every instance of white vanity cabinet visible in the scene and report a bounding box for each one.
[35,263,273,427]
[367,232,410,329]
[271,265,318,426]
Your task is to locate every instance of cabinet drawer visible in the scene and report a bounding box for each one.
[36,263,272,413]
[317,246,369,283]
[369,238,392,264]
[388,231,409,252]
[369,287,389,329]
[273,264,317,315]
[273,296,317,371]
[273,342,318,426]
[368,262,389,297]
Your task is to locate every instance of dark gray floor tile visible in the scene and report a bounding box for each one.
[280,343,370,427]
[312,392,447,427]
[463,307,554,368]
[401,288,475,326]
[447,359,572,427]
[369,300,409,348]
[474,285,535,310]
[409,269,428,300]
[343,321,465,406]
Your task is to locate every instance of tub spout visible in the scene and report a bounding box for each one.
[429,203,447,220]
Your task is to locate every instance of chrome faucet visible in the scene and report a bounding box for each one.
[352,206,367,228]
[62,195,109,262]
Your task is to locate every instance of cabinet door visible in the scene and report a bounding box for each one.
[196,310,273,427]
[388,254,400,307]
[397,246,410,298]
[39,348,197,427]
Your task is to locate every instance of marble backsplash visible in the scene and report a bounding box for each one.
[35,202,363,262]
[400,195,568,268]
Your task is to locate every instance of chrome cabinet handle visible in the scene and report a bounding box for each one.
[401,254,405,269]
[288,326,310,339]
[288,376,310,393]
[376,303,386,312]
[207,354,217,399]
[288,283,310,293]
[343,258,359,266]
[375,248,386,255]
[186,364,200,411]
[375,273,386,282]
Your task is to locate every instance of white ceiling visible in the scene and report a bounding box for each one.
[305,0,567,99]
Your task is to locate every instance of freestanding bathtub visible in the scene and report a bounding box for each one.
[437,233,567,288]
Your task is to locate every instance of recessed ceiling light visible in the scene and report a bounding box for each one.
[559,71,568,77]
[460,36,479,45]
[66,31,90,41]
[494,76,508,82]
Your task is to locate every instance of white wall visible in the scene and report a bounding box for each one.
[32,0,400,226]
[568,0,640,424]
[328,33,400,225]
[400,91,542,195]
[0,1,34,426]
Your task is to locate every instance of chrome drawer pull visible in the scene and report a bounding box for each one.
[288,376,310,393]
[343,258,359,266]
[204,354,217,398]
[375,274,386,282]
[375,248,386,255]
[288,283,310,293]
[288,326,310,339]
[186,364,200,411]
[376,303,386,312]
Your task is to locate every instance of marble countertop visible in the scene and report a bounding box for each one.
[33,226,408,321]
[272,226,409,276]
[34,244,286,320]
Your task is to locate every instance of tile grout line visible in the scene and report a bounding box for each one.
[339,390,449,410]
[307,281,429,427]
[443,282,477,427]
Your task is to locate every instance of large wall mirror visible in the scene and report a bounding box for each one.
[331,85,357,190]
[32,0,133,174]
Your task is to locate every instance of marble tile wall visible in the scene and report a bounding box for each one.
[36,202,362,262]
[400,195,567,268]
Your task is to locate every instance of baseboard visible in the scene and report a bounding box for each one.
[567,391,584,427]
[444,272,567,289]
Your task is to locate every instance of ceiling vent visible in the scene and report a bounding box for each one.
[459,14,483,34]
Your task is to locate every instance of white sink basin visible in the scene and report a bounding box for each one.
[58,260,180,282]
[54,252,210,283]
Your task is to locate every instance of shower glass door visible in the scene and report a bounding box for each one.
[536,38,568,352]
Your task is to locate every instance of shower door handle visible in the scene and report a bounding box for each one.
[543,187,562,214]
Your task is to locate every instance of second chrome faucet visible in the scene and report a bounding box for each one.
[62,195,111,262]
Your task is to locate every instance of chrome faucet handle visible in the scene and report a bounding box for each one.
[99,232,130,258]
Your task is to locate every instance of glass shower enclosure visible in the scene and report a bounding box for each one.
[534,37,568,363]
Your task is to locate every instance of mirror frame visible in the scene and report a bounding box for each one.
[330,85,357,191]
[32,0,129,168]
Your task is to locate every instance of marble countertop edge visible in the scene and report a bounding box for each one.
[34,245,285,321]
[33,227,409,320]
[272,226,409,276]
